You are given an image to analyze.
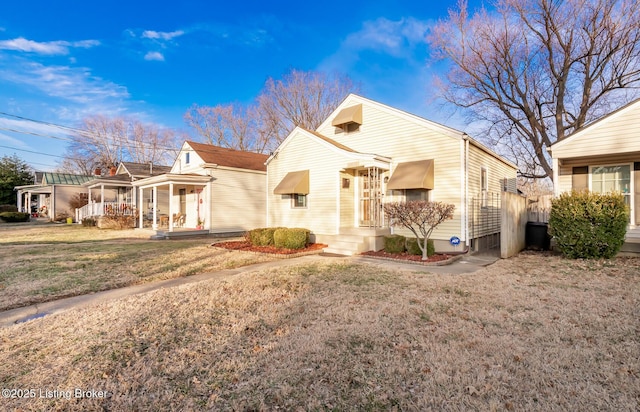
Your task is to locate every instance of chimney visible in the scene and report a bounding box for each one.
[109,165,117,176]
[94,167,102,176]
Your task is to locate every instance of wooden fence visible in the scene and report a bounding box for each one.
[526,195,552,223]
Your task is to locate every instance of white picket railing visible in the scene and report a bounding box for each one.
[76,202,135,223]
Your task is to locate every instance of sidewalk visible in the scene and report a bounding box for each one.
[0,252,498,328]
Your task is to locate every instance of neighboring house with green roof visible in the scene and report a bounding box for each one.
[15,172,93,221]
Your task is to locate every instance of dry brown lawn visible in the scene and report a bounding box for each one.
[0,224,276,311]
[1,251,638,411]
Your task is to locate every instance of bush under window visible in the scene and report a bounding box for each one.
[548,190,628,259]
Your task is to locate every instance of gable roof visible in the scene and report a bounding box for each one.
[119,162,172,178]
[319,93,467,140]
[301,128,358,153]
[550,98,640,153]
[41,172,94,185]
[185,141,269,172]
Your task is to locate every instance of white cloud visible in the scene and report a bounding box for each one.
[0,60,129,105]
[0,37,100,55]
[142,30,185,40]
[342,18,430,58]
[144,51,165,61]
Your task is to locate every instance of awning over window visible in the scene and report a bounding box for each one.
[273,170,309,194]
[331,104,363,127]
[386,160,434,190]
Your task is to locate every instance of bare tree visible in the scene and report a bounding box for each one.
[256,70,359,150]
[183,103,267,152]
[428,0,640,180]
[60,115,178,174]
[184,69,360,153]
[383,201,455,260]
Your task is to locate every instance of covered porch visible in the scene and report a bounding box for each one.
[76,178,136,223]
[16,185,50,217]
[132,174,211,233]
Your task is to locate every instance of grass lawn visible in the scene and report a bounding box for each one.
[1,252,638,411]
[0,224,278,311]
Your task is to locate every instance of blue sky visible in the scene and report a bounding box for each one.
[0,0,484,171]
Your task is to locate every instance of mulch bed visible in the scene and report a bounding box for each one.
[213,240,327,257]
[360,250,459,266]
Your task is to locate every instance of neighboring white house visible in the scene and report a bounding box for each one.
[266,94,518,254]
[131,141,268,235]
[549,98,640,248]
[76,162,172,224]
[16,172,93,221]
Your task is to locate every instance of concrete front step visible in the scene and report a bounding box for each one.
[321,227,391,256]
[322,247,358,256]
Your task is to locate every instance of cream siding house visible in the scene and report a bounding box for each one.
[132,141,268,236]
[267,94,518,254]
[549,98,640,245]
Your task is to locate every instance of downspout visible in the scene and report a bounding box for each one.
[463,135,469,247]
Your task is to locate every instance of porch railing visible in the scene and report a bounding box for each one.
[76,201,135,223]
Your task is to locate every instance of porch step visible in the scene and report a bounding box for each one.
[322,228,391,256]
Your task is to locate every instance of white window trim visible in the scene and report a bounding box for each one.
[291,193,308,209]
[480,166,488,207]
[588,162,634,226]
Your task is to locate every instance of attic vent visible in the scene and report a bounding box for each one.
[332,104,362,132]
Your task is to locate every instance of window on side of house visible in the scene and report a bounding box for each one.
[405,189,429,202]
[481,167,488,207]
[292,194,307,208]
[185,152,190,165]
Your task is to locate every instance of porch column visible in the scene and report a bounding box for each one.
[100,184,105,216]
[168,183,174,232]
[152,186,158,230]
[138,187,144,229]
[17,190,23,212]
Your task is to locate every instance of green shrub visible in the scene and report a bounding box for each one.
[548,190,629,259]
[248,227,286,246]
[406,237,435,257]
[273,227,310,249]
[0,205,18,213]
[384,234,406,254]
[0,211,30,223]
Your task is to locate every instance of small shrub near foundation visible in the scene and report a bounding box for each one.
[0,205,18,213]
[98,215,135,230]
[0,211,30,223]
[406,237,435,257]
[248,227,281,246]
[549,190,628,259]
[82,217,96,227]
[384,235,406,254]
[273,228,310,249]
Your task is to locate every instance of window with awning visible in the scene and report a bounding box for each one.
[332,104,363,128]
[386,160,434,190]
[273,170,309,194]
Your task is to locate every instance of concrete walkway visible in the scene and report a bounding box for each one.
[0,252,498,328]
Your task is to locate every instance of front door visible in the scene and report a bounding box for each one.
[359,168,383,227]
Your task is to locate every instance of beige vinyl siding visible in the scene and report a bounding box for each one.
[316,99,467,241]
[556,164,574,194]
[552,101,640,159]
[268,130,351,235]
[171,143,205,174]
[209,168,266,233]
[468,144,518,196]
[339,171,355,227]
